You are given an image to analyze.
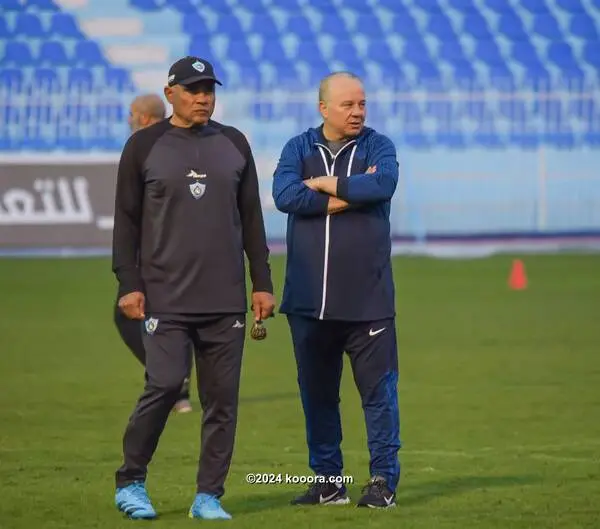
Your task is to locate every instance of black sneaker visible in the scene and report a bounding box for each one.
[356,476,396,508]
[291,480,350,505]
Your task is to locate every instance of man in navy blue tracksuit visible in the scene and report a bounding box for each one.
[272,72,401,509]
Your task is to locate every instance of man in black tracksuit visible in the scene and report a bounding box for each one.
[111,56,275,521]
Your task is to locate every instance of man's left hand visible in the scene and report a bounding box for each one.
[251,291,275,321]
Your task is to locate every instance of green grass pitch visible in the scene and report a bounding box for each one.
[0,254,599,528]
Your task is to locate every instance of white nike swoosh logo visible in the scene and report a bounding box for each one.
[319,491,339,503]
[384,495,394,506]
[369,328,385,336]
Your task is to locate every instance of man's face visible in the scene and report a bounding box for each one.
[320,78,366,139]
[128,103,144,133]
[165,81,216,126]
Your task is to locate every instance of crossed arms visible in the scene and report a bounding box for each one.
[272,135,399,216]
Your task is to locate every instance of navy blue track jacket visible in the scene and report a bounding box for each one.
[272,125,399,322]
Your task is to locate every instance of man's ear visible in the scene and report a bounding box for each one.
[164,85,174,104]
[319,100,327,120]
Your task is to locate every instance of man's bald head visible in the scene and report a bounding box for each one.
[318,71,366,141]
[128,94,166,133]
[318,72,363,104]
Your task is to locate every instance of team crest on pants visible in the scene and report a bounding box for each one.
[145,317,159,334]
[189,182,206,199]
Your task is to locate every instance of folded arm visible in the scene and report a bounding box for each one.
[305,135,399,205]
[272,138,348,216]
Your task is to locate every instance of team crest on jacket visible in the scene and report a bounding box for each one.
[145,317,159,334]
[189,182,206,199]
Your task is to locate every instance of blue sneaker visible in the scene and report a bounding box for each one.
[115,481,157,519]
[188,493,232,520]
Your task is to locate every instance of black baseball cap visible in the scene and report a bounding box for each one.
[167,56,222,87]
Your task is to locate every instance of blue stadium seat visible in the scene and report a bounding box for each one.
[392,13,422,39]
[462,12,493,40]
[48,13,84,39]
[512,40,544,69]
[226,39,255,64]
[67,67,94,92]
[569,13,599,40]
[447,0,478,13]
[182,13,209,36]
[342,0,373,10]
[531,13,563,40]
[215,15,244,36]
[259,40,287,63]
[202,0,237,11]
[32,68,62,92]
[27,0,59,10]
[130,0,162,11]
[269,0,301,10]
[2,0,25,11]
[497,12,528,41]
[555,0,585,13]
[242,0,266,12]
[39,41,70,65]
[402,40,432,66]
[310,0,337,11]
[414,0,443,12]
[318,12,347,34]
[547,42,583,75]
[285,14,313,38]
[249,13,279,36]
[582,42,600,69]
[474,39,506,68]
[13,13,46,37]
[105,67,135,91]
[481,0,514,13]
[521,0,550,14]
[74,41,106,65]
[438,40,468,65]
[0,68,23,90]
[165,0,197,13]
[354,15,384,38]
[569,98,596,121]
[1,42,35,65]
[426,12,458,41]
[188,39,218,63]
[0,17,10,38]
[367,40,396,65]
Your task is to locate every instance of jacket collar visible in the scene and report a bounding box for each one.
[309,124,371,146]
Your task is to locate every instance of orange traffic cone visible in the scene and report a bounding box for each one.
[508,259,527,290]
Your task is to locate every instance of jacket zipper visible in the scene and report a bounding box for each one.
[314,140,357,320]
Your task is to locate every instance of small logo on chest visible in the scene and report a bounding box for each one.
[186,169,207,199]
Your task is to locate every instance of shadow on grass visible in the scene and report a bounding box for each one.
[396,474,541,506]
[155,490,294,518]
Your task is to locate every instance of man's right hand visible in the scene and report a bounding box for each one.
[118,291,145,320]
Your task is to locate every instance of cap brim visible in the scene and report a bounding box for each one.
[178,75,222,86]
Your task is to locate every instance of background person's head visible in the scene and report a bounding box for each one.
[318,72,366,141]
[128,94,166,133]
[164,56,222,127]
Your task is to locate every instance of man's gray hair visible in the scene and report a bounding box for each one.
[318,71,363,103]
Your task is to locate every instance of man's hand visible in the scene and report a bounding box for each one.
[328,197,350,214]
[305,166,376,195]
[118,291,145,320]
[251,291,275,321]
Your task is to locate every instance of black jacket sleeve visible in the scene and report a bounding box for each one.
[226,128,273,294]
[112,132,145,298]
